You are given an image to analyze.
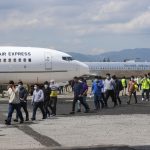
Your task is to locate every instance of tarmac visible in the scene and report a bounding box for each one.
[0,92,150,150]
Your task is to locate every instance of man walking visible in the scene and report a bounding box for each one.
[104,73,117,107]
[127,76,138,104]
[14,81,29,122]
[112,75,122,105]
[5,80,24,125]
[49,80,59,116]
[121,76,127,96]
[31,84,46,120]
[91,76,104,111]
[43,81,51,117]
[77,78,89,112]
[70,77,90,114]
[141,74,150,101]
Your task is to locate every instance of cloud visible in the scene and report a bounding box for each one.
[0,0,149,33]
[103,11,150,33]
[0,0,150,53]
[91,0,130,22]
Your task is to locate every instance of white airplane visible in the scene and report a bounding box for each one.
[0,46,89,84]
[85,61,150,77]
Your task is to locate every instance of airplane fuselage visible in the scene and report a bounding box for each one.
[0,47,89,84]
[85,62,150,77]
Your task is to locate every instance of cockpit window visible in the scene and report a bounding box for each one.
[62,56,73,61]
[62,57,66,61]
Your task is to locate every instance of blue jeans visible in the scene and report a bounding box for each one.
[94,94,104,110]
[7,103,24,123]
[32,102,46,120]
[49,97,57,115]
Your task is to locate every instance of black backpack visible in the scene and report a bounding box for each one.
[118,80,123,91]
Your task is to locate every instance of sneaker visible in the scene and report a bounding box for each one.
[13,119,18,122]
[113,103,118,107]
[77,109,81,112]
[46,115,50,118]
[5,120,11,125]
[5,122,11,125]
[20,120,24,124]
[84,110,90,113]
[70,111,75,114]
[127,101,130,105]
[25,118,29,121]
[142,98,145,101]
[31,118,35,121]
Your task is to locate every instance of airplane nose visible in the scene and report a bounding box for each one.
[73,60,90,77]
[78,62,90,76]
[80,63,90,75]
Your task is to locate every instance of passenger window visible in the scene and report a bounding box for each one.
[14,58,16,62]
[18,58,21,62]
[68,57,73,61]
[23,58,26,62]
[28,58,31,62]
[8,58,11,62]
[3,59,6,62]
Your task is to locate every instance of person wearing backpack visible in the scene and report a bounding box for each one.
[70,77,90,114]
[14,81,29,122]
[112,75,122,105]
[104,73,117,107]
[91,76,104,111]
[77,78,89,112]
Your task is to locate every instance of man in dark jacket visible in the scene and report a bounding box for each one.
[70,77,90,114]
[112,75,122,105]
[43,81,51,117]
[14,81,29,122]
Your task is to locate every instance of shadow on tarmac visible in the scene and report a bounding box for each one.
[53,145,150,150]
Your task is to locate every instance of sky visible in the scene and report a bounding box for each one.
[0,0,150,54]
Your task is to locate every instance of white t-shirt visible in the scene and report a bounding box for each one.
[7,87,20,104]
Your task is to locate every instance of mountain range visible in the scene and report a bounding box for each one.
[68,48,150,62]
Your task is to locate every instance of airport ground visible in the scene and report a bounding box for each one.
[1,92,150,150]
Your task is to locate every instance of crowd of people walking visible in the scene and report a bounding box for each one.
[5,80,59,125]
[4,72,150,125]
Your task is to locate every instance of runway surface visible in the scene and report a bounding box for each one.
[0,93,150,150]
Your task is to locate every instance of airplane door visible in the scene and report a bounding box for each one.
[45,52,52,70]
